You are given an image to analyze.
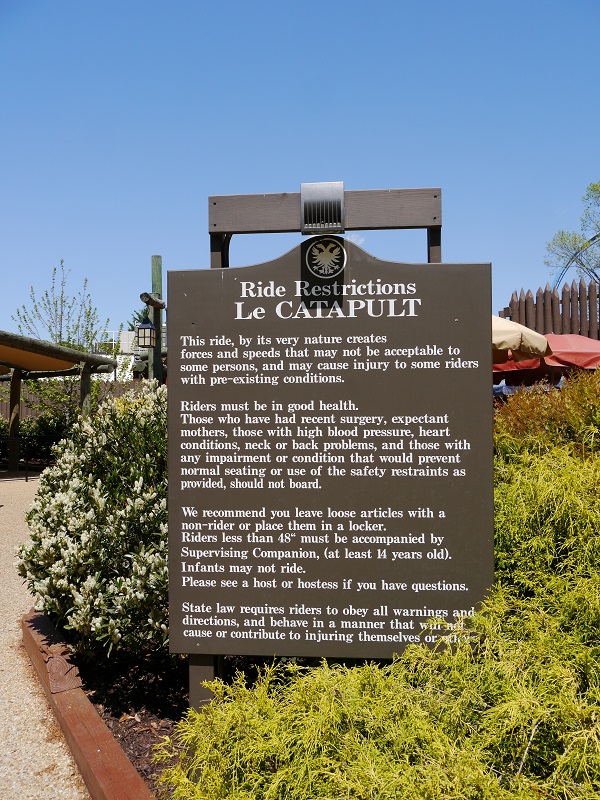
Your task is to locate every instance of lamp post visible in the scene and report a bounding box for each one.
[137,255,165,383]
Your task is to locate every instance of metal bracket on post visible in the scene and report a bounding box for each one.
[300,181,345,235]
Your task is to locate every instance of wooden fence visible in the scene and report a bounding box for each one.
[498,278,600,338]
[0,390,39,421]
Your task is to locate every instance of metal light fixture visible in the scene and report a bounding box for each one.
[138,274,165,383]
[136,315,157,349]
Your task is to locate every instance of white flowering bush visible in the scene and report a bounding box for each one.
[17,380,168,656]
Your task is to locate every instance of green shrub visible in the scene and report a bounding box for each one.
[19,410,70,461]
[155,443,600,799]
[0,409,68,463]
[494,448,600,594]
[15,365,600,795]
[155,588,600,799]
[0,415,8,448]
[494,369,600,459]
[17,380,168,655]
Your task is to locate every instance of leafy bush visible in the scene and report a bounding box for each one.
[494,368,600,459]
[155,381,600,798]
[0,409,68,463]
[21,373,126,430]
[15,366,600,795]
[494,448,600,594]
[19,410,70,461]
[0,416,10,464]
[155,581,600,800]
[17,380,168,655]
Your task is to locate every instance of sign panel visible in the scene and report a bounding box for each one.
[168,238,493,659]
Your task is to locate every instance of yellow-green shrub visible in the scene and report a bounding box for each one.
[494,369,600,458]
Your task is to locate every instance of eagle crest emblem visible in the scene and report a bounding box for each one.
[305,237,346,278]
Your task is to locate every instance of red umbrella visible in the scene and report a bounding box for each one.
[493,333,600,380]
[543,334,600,369]
[493,356,540,373]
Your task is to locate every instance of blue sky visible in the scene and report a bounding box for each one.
[1,0,598,335]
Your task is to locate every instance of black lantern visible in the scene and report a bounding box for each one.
[137,315,157,349]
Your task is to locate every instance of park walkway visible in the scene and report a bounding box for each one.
[0,473,89,800]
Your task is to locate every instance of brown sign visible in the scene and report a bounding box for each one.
[168,238,493,658]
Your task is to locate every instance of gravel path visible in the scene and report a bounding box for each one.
[0,473,89,800]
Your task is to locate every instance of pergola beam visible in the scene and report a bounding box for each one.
[0,329,118,369]
[0,363,115,381]
[0,330,117,473]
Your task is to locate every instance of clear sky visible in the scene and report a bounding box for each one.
[1,0,598,336]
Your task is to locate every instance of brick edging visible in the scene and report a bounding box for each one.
[22,609,155,800]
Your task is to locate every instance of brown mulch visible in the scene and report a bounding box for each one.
[75,650,280,796]
[76,650,189,795]
[95,708,176,793]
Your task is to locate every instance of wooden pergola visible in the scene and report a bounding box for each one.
[0,330,117,471]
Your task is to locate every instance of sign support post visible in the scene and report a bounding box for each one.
[148,255,163,384]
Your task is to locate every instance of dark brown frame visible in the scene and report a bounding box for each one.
[209,187,442,268]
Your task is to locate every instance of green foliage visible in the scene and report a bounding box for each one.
[155,584,600,799]
[156,373,600,799]
[12,260,110,350]
[15,360,600,794]
[544,228,599,278]
[580,181,600,235]
[19,377,81,428]
[494,447,600,594]
[494,368,600,459]
[18,411,70,461]
[22,374,119,428]
[17,380,168,656]
[11,260,121,424]
[128,307,148,332]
